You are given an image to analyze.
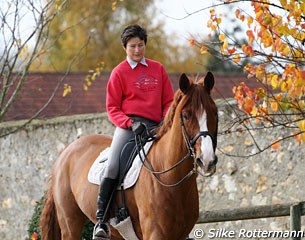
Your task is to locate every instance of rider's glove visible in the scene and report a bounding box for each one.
[131,121,145,135]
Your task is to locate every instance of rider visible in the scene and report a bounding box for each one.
[93,24,174,239]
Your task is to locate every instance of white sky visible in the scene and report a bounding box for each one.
[155,0,220,45]
[155,0,255,46]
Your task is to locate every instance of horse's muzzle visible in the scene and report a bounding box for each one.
[197,155,217,177]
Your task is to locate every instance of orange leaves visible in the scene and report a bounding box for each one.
[207,8,222,32]
[246,30,255,45]
[188,38,208,55]
[271,142,280,150]
[242,44,254,57]
[221,0,305,147]
[232,82,263,115]
[189,39,195,46]
[227,47,236,54]
[31,232,39,240]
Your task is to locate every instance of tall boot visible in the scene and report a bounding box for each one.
[92,178,117,240]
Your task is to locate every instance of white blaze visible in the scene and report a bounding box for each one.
[198,111,215,163]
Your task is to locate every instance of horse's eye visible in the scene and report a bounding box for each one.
[182,111,190,120]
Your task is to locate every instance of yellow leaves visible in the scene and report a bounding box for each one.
[54,0,64,12]
[84,61,104,91]
[233,54,240,63]
[271,74,279,89]
[247,17,254,28]
[219,34,226,42]
[280,78,293,92]
[200,46,208,54]
[281,45,291,56]
[279,0,287,7]
[111,1,117,11]
[270,101,278,112]
[18,44,29,59]
[297,120,305,143]
[63,84,71,97]
[111,0,123,11]
[299,120,305,132]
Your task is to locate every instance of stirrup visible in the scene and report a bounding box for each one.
[92,221,110,240]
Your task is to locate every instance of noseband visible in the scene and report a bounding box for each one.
[180,113,217,151]
[135,113,217,187]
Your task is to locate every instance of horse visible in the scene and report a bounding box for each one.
[40,72,219,240]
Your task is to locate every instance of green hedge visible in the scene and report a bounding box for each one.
[28,196,94,240]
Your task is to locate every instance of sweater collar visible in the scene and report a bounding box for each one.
[126,57,148,69]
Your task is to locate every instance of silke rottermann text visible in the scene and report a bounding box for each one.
[208,228,305,238]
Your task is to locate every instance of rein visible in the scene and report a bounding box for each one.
[134,114,216,187]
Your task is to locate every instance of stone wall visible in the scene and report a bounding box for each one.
[0,103,304,239]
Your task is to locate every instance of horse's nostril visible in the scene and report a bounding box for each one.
[207,156,218,171]
[196,158,204,169]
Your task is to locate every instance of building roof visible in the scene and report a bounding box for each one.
[2,72,262,121]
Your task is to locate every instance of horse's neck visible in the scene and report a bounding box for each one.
[154,120,191,171]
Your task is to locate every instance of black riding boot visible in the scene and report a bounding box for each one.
[92,178,117,240]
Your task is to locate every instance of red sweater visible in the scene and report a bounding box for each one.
[106,58,174,128]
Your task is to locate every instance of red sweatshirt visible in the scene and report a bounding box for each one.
[106,58,174,128]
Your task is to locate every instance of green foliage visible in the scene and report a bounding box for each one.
[82,221,95,240]
[27,196,44,240]
[28,195,94,240]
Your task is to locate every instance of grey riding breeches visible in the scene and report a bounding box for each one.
[103,127,134,179]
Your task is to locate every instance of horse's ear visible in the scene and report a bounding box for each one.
[179,73,191,94]
[204,71,214,93]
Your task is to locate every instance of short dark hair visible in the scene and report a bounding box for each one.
[121,24,147,48]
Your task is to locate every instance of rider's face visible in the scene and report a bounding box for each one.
[124,37,146,63]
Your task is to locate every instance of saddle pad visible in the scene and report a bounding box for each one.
[88,141,153,190]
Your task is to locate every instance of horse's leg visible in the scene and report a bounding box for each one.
[55,197,87,239]
[52,159,87,239]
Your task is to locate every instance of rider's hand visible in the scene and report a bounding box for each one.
[131,121,145,135]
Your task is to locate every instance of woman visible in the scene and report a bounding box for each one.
[93,24,174,239]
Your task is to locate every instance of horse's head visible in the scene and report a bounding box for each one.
[178,72,218,177]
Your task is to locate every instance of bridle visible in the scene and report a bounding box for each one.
[134,113,217,187]
[180,113,217,153]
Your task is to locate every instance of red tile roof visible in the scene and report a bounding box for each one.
[2,72,261,121]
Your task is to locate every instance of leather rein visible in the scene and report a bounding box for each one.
[134,114,216,187]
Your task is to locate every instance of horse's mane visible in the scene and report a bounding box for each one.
[156,89,184,138]
[156,76,216,139]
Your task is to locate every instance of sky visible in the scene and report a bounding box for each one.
[155,0,219,45]
[155,0,254,46]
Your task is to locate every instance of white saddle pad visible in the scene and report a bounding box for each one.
[88,141,153,190]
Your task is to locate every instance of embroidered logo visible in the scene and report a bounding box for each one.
[134,73,158,91]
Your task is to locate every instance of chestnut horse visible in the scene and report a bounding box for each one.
[40,72,218,240]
